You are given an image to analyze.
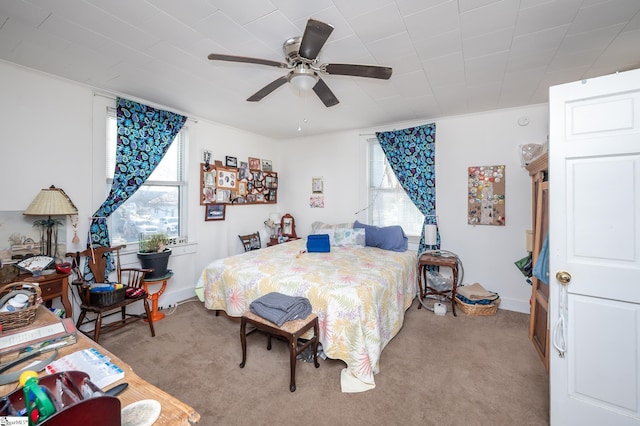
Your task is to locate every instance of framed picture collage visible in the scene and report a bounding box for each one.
[200,161,278,207]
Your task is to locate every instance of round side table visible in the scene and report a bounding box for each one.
[143,271,173,322]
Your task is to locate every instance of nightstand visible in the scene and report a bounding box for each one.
[417,253,459,316]
[16,272,72,318]
[267,237,300,247]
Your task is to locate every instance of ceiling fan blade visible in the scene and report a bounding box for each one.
[247,75,289,102]
[299,19,334,60]
[324,63,392,80]
[208,53,288,69]
[312,78,339,107]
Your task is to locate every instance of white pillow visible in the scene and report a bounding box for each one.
[311,221,354,234]
[333,228,365,248]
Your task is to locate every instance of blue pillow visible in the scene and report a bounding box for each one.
[353,221,408,252]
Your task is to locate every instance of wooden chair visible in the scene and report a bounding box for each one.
[238,232,261,252]
[65,245,155,343]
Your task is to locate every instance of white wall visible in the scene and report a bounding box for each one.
[279,105,549,313]
[1,59,549,316]
[0,61,280,318]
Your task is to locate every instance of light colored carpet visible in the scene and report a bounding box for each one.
[100,298,549,426]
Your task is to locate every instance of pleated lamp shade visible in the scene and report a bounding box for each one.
[24,185,78,216]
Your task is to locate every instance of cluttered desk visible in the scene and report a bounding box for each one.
[0,306,200,425]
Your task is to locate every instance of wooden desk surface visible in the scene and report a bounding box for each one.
[0,307,200,425]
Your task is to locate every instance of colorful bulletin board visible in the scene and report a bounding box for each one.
[467,165,505,226]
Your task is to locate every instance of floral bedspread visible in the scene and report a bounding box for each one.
[196,239,417,392]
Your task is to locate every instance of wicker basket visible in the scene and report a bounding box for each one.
[455,295,500,316]
[0,282,42,331]
[90,286,125,307]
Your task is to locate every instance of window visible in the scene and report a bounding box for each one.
[106,110,187,245]
[368,140,423,236]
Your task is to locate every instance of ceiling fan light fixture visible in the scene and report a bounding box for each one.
[290,73,318,91]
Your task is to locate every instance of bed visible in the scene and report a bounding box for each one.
[196,235,417,393]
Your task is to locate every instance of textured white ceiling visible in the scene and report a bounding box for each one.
[1,0,639,139]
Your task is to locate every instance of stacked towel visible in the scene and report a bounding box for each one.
[250,292,312,327]
[456,283,499,305]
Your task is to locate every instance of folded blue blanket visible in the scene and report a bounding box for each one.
[455,293,497,305]
[250,292,312,327]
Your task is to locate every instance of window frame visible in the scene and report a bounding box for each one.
[367,139,423,239]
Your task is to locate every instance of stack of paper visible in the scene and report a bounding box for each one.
[45,347,125,388]
[0,317,77,356]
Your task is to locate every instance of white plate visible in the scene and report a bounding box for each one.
[121,399,161,426]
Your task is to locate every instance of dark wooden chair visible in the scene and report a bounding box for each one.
[238,232,261,252]
[66,245,155,343]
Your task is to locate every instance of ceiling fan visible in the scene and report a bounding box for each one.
[207,18,392,107]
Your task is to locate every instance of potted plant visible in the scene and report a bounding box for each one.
[137,232,171,280]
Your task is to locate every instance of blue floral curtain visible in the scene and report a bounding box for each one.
[375,123,436,254]
[86,98,186,280]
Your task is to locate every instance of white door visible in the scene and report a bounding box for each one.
[549,68,640,425]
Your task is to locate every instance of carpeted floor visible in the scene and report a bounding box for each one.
[100,298,549,426]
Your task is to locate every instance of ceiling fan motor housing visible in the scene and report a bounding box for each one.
[283,37,316,66]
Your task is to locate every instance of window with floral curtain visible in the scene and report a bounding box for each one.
[375,123,437,254]
[85,98,186,281]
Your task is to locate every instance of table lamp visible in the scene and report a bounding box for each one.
[23,185,78,259]
[424,223,438,254]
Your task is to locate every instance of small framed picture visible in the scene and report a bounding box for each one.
[216,167,238,190]
[312,176,324,194]
[238,164,248,180]
[249,157,261,170]
[225,156,237,168]
[262,159,273,172]
[205,204,225,221]
[204,171,215,187]
[202,187,215,204]
[216,189,230,203]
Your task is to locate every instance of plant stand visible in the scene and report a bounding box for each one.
[143,271,173,322]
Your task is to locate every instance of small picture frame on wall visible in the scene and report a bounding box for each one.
[204,171,215,187]
[216,189,230,203]
[238,165,248,180]
[312,176,324,194]
[238,181,247,196]
[216,167,238,190]
[225,156,237,168]
[205,204,225,221]
[249,157,261,170]
[262,159,273,172]
[202,187,215,204]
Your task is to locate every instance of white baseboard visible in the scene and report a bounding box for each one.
[156,287,199,309]
[497,297,530,314]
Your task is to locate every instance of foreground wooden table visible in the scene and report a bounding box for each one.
[0,307,200,425]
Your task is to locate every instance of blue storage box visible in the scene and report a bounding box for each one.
[307,234,330,252]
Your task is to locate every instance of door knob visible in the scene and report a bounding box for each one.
[556,271,571,284]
